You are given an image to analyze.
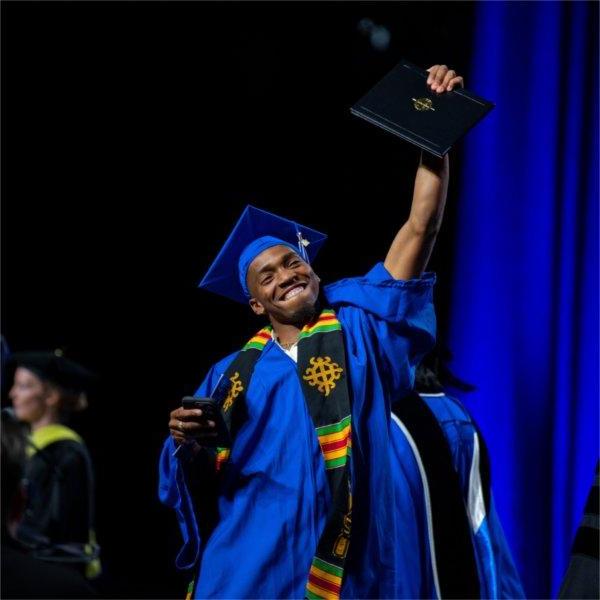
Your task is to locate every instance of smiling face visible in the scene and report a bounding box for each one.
[246,245,320,326]
[9,367,52,424]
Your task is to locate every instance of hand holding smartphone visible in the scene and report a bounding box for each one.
[170,374,231,457]
[180,396,231,448]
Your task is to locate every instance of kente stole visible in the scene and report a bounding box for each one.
[213,308,352,600]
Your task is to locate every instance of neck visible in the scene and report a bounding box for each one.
[30,413,59,432]
[269,303,319,346]
[271,322,303,347]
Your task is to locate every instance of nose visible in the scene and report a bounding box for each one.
[278,268,298,289]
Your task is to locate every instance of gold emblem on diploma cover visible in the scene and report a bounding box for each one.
[412,97,435,112]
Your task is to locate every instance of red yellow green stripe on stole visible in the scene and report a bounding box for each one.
[242,327,273,351]
[316,415,351,470]
[299,309,341,340]
[242,310,340,352]
[306,557,344,599]
[215,447,230,472]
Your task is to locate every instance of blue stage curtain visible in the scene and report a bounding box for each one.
[448,2,598,597]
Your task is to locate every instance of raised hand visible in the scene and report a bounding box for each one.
[426,64,464,93]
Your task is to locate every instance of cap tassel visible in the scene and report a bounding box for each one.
[296,230,310,262]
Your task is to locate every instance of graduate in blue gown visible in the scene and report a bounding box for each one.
[159,65,467,599]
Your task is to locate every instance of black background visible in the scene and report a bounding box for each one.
[2,2,475,597]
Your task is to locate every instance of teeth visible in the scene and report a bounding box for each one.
[283,287,304,301]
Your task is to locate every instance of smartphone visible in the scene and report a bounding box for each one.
[182,396,231,447]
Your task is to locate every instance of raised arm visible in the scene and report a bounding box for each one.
[383,65,463,280]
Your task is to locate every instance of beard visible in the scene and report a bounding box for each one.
[287,299,319,326]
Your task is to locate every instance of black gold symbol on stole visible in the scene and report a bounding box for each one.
[303,357,343,397]
[223,372,243,412]
[412,97,435,112]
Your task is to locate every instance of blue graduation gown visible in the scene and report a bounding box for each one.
[159,263,436,598]
[389,393,526,599]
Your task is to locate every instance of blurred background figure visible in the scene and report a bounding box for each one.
[1,409,97,598]
[7,351,101,580]
[390,346,525,599]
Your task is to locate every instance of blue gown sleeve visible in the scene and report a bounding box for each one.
[157,361,230,570]
[324,262,436,398]
[158,436,201,570]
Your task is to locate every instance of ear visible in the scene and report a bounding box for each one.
[44,386,61,408]
[249,297,266,316]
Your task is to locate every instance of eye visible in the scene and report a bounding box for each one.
[260,275,273,286]
[288,259,301,268]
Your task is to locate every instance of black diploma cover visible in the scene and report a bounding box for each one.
[351,59,495,156]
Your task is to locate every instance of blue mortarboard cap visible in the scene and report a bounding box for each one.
[199,205,328,304]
